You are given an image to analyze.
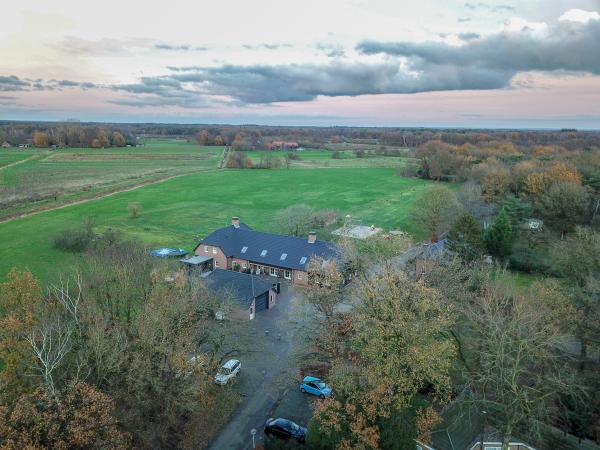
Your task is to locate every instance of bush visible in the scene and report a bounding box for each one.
[54,218,95,252]
[54,228,93,252]
[128,202,142,218]
[509,247,550,274]
[332,151,343,159]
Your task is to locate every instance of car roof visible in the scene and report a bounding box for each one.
[223,359,240,369]
[303,376,321,383]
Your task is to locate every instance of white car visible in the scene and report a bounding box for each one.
[214,359,241,385]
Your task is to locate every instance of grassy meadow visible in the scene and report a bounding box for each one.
[0,139,223,219]
[0,167,433,284]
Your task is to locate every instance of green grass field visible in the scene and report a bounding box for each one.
[246,148,415,169]
[0,140,223,218]
[0,168,433,284]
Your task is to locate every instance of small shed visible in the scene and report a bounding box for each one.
[205,269,276,320]
[180,254,213,274]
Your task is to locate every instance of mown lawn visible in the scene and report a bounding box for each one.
[0,168,434,284]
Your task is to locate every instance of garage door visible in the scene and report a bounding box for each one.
[255,292,268,312]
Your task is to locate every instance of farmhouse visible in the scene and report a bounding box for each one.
[267,141,299,150]
[194,217,338,286]
[204,269,276,320]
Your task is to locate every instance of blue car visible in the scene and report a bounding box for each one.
[300,376,332,398]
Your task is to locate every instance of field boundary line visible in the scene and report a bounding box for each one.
[0,152,48,171]
[0,168,217,224]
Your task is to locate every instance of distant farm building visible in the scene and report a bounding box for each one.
[267,141,299,150]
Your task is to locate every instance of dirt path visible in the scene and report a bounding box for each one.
[0,152,48,171]
[0,168,216,224]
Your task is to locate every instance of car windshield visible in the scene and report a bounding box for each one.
[317,382,327,390]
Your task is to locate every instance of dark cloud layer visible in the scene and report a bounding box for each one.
[357,18,600,75]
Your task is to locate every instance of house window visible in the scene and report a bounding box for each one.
[297,272,303,280]
[284,270,291,280]
[232,261,239,270]
[212,247,217,254]
[214,260,219,267]
[270,267,277,277]
[204,246,208,253]
[299,256,307,265]
[242,264,247,269]
[241,246,248,253]
[260,250,267,257]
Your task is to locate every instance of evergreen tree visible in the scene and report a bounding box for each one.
[484,208,514,259]
[448,213,483,261]
[501,194,532,229]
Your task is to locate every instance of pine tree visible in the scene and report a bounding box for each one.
[448,213,483,261]
[484,208,514,259]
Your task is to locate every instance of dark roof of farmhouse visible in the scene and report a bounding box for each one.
[197,223,338,271]
[205,269,271,307]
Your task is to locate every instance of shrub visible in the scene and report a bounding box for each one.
[54,228,93,252]
[54,218,95,252]
[332,151,343,159]
[128,202,142,218]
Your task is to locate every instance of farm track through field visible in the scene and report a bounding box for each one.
[0,152,50,171]
[0,168,217,224]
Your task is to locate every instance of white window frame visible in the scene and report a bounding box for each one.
[284,270,291,280]
[212,247,217,254]
[242,263,247,269]
[260,249,267,257]
[270,267,277,277]
[214,260,219,267]
[204,245,208,253]
[297,272,303,280]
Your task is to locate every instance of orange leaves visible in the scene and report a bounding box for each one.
[415,407,442,444]
[525,162,583,195]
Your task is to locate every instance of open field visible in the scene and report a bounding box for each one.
[0,168,434,284]
[247,148,416,169]
[0,139,223,219]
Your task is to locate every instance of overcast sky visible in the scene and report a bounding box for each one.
[1,0,600,128]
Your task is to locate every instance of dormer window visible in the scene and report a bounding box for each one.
[280,253,287,261]
[241,246,248,254]
[260,250,267,257]
[299,256,307,265]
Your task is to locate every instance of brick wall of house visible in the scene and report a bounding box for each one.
[195,244,227,269]
[293,269,308,286]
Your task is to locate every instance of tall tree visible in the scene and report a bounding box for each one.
[412,185,462,241]
[447,213,483,261]
[536,182,590,236]
[484,208,514,259]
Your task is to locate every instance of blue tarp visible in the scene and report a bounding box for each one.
[150,248,188,258]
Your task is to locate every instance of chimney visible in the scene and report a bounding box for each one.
[232,216,240,228]
[308,231,317,244]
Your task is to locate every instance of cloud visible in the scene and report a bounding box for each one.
[457,32,480,41]
[155,43,208,51]
[242,43,293,50]
[357,15,600,75]
[0,76,99,92]
[0,75,30,91]
[464,2,515,13]
[108,12,599,107]
[559,8,600,23]
[315,43,346,58]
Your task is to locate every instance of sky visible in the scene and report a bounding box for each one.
[1,0,600,128]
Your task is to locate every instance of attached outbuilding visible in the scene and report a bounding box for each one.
[204,268,277,320]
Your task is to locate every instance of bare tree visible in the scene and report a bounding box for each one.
[27,316,73,400]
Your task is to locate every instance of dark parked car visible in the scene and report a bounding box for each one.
[264,418,307,443]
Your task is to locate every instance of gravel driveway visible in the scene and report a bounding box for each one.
[208,284,312,450]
